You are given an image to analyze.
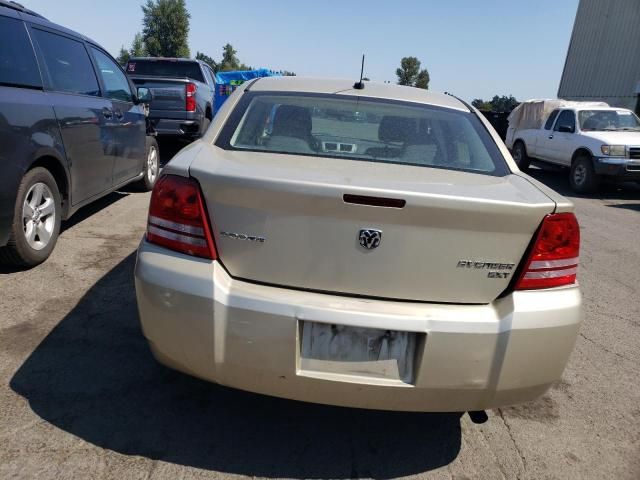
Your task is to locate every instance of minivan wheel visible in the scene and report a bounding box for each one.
[512,141,530,171]
[139,136,160,191]
[0,167,61,267]
[570,155,601,194]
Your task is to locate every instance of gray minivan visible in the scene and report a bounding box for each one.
[0,0,158,267]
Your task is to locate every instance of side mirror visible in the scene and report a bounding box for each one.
[558,125,574,133]
[136,87,152,104]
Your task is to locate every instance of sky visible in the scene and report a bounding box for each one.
[22,0,580,102]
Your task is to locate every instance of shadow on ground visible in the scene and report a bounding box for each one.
[61,191,130,233]
[0,192,131,274]
[10,253,462,479]
[527,163,640,200]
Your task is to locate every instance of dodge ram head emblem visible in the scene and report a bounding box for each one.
[359,229,382,250]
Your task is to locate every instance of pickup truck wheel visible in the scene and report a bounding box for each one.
[138,136,160,191]
[200,117,211,137]
[0,167,61,267]
[512,141,530,171]
[570,155,601,193]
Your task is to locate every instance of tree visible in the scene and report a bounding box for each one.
[281,71,297,76]
[196,51,217,70]
[471,98,492,110]
[117,47,130,66]
[130,33,147,57]
[396,57,421,86]
[396,56,430,89]
[141,0,190,58]
[490,95,519,112]
[219,43,239,70]
[414,69,430,89]
[471,95,519,112]
[116,33,147,66]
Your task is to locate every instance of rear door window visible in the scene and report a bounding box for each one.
[90,47,132,102]
[0,16,42,89]
[217,92,509,176]
[31,29,100,96]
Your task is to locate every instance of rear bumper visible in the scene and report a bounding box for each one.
[594,157,640,179]
[148,118,201,137]
[134,240,582,412]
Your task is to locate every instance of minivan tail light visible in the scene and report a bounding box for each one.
[146,175,216,259]
[515,213,580,290]
[185,83,197,112]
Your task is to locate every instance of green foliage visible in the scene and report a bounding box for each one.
[130,33,147,57]
[471,98,492,110]
[196,51,217,70]
[116,33,148,66]
[490,95,519,112]
[472,95,519,112]
[396,57,430,89]
[414,69,430,90]
[217,44,251,71]
[141,0,190,58]
[117,47,130,66]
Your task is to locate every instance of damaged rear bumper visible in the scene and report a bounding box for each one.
[134,241,582,412]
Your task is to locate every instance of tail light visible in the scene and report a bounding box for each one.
[146,175,216,259]
[515,212,580,290]
[185,83,197,112]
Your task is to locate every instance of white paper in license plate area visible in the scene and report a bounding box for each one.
[299,322,417,384]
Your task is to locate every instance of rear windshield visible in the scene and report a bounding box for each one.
[216,92,509,176]
[126,60,204,82]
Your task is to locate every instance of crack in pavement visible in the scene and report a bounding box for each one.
[579,332,635,365]
[496,409,526,478]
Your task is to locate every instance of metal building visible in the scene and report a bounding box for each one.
[558,0,640,113]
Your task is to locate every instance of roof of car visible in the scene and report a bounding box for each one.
[249,77,470,112]
[0,0,98,46]
[0,0,45,18]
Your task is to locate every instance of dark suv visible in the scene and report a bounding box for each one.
[0,1,158,267]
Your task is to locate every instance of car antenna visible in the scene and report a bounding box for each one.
[353,55,366,90]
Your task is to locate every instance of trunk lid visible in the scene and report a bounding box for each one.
[190,147,556,304]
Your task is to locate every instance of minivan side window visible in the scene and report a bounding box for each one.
[31,29,99,97]
[544,109,560,130]
[90,47,132,102]
[0,16,42,89]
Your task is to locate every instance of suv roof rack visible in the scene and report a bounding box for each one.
[0,0,47,19]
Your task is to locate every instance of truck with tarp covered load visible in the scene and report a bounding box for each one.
[214,69,281,113]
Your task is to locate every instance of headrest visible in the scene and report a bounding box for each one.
[271,105,312,139]
[379,116,416,143]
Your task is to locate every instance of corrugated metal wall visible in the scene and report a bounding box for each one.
[558,0,640,110]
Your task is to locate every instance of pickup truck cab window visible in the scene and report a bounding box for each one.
[544,109,560,130]
[554,110,575,133]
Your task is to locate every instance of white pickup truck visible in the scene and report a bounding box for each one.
[506,100,640,192]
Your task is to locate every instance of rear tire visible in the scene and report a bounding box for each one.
[570,155,601,193]
[200,117,211,137]
[138,136,160,192]
[0,167,61,267]
[512,141,530,171]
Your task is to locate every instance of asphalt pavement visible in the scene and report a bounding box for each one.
[1,162,639,479]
